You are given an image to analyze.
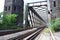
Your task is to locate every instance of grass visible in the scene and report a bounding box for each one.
[43,27,55,33]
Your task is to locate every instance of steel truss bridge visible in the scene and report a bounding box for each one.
[23,1,48,28]
[0,1,50,40]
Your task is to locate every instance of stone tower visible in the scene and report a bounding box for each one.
[48,0,60,20]
[4,0,24,26]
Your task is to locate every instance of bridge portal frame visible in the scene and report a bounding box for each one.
[23,1,49,28]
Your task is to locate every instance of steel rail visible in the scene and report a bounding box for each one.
[23,27,45,40]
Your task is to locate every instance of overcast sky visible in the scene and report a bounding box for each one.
[0,0,46,13]
[0,0,5,12]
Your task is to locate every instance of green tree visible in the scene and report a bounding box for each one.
[50,18,60,31]
[0,14,18,30]
[2,14,17,26]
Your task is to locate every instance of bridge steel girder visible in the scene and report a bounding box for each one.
[28,10,34,27]
[28,7,46,23]
[28,1,47,7]
[28,1,47,4]
[28,5,47,7]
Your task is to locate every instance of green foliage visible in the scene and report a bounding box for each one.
[0,14,19,30]
[2,14,17,26]
[50,18,60,31]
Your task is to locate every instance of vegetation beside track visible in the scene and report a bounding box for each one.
[0,13,22,30]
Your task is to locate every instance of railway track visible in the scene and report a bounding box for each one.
[0,26,46,40]
[8,27,44,40]
[23,27,44,40]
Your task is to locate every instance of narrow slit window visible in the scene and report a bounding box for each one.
[8,6,10,10]
[14,6,16,11]
[5,7,7,11]
[53,1,56,7]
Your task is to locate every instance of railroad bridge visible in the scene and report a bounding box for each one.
[0,1,51,40]
[23,1,48,28]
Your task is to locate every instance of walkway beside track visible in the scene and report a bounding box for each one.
[0,28,37,40]
[35,28,60,40]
